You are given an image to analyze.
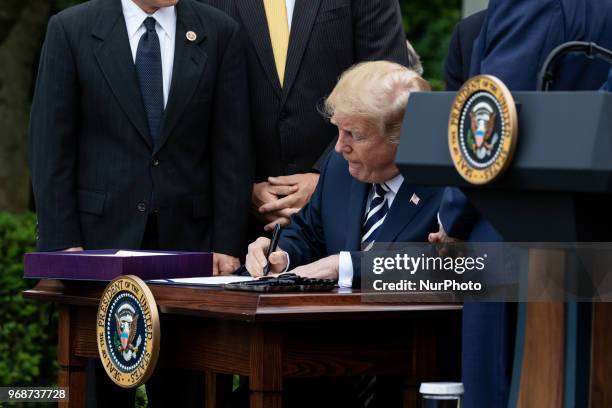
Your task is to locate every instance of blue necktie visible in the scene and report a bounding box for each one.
[135,17,163,148]
[361,183,390,250]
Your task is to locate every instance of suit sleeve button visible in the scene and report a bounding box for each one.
[137,202,147,212]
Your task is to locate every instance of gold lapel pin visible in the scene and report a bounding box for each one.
[186,31,197,42]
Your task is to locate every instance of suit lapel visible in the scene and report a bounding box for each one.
[282,0,322,105]
[345,179,369,251]
[156,0,208,154]
[92,0,151,149]
[376,184,437,243]
[237,0,282,98]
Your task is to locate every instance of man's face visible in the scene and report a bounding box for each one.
[333,115,399,184]
[132,0,178,13]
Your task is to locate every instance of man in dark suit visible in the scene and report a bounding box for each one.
[248,148,441,285]
[471,0,612,90]
[437,0,612,244]
[29,0,251,268]
[433,2,612,406]
[444,9,486,92]
[245,61,437,408]
[28,0,252,405]
[246,61,436,289]
[200,0,410,234]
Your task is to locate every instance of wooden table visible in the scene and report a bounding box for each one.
[24,280,462,408]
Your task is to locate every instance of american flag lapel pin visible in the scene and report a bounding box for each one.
[410,193,420,206]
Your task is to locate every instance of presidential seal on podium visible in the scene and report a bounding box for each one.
[97,275,160,388]
[448,75,518,185]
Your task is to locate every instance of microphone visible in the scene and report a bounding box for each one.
[537,41,612,91]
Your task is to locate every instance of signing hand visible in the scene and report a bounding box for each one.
[212,253,240,276]
[245,237,288,277]
[290,254,339,281]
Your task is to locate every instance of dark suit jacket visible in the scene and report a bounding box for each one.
[28,0,252,255]
[278,152,442,288]
[199,0,409,181]
[441,0,612,239]
[470,0,612,90]
[444,9,486,92]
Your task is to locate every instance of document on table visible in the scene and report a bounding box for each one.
[66,250,173,257]
[148,276,256,286]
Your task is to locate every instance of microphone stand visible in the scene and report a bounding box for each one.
[537,41,612,91]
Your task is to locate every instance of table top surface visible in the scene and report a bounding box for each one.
[24,279,461,322]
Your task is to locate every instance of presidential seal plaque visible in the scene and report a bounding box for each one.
[448,75,518,185]
[97,275,160,388]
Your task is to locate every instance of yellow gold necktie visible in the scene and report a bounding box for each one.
[263,0,289,86]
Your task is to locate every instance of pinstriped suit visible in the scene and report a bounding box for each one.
[200,0,410,182]
[28,0,253,255]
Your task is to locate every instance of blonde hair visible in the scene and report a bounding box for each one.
[323,61,430,143]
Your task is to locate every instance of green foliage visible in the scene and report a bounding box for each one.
[400,0,462,90]
[136,385,148,408]
[0,212,57,387]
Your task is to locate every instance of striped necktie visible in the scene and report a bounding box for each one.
[361,183,390,251]
[358,186,389,406]
[263,0,289,86]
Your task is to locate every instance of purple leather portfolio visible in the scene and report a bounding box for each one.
[23,250,212,281]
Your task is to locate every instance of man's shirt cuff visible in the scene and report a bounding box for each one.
[282,251,290,272]
[338,251,354,288]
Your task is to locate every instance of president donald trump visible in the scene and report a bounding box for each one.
[246,61,441,289]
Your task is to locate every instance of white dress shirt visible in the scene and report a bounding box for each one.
[122,0,177,108]
[338,173,405,288]
[285,0,296,30]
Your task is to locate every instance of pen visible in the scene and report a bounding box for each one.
[263,224,281,276]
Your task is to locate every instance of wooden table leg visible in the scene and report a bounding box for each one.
[403,375,418,408]
[58,305,88,408]
[249,325,283,408]
[590,303,612,407]
[205,372,232,408]
[403,325,436,408]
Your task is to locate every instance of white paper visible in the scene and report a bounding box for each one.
[149,276,256,286]
[66,250,173,257]
[114,250,173,257]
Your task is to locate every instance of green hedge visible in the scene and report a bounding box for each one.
[0,212,58,387]
[0,212,149,406]
[400,0,462,90]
